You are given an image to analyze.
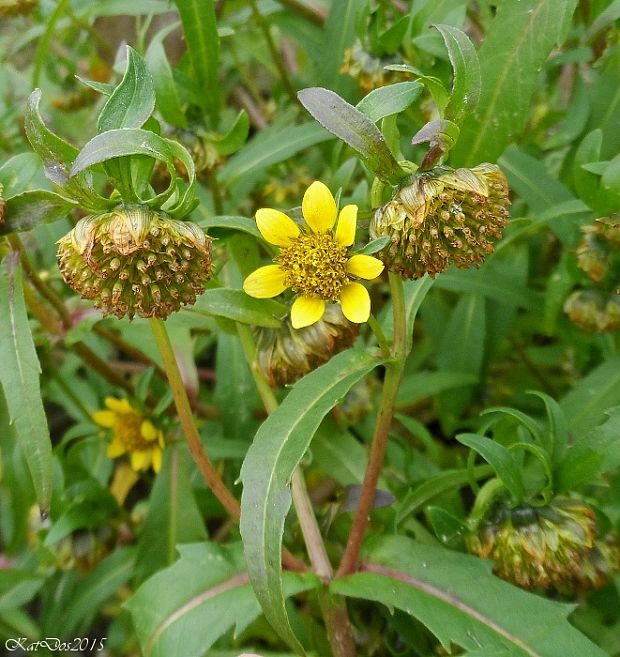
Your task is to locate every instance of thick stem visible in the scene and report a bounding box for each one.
[336,273,407,577]
[150,318,241,520]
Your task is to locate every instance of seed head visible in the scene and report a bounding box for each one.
[256,305,358,386]
[467,497,597,591]
[57,206,212,319]
[371,164,510,279]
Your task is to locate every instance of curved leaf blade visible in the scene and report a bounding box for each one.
[240,348,383,652]
[1,190,77,235]
[0,255,53,513]
[332,535,607,657]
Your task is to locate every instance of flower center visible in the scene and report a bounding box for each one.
[114,414,151,451]
[278,232,349,302]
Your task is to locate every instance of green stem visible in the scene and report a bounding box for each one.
[248,0,299,106]
[150,318,241,520]
[367,313,390,358]
[336,273,407,577]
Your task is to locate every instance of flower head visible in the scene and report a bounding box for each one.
[57,205,212,320]
[256,305,358,386]
[243,181,384,329]
[93,397,164,473]
[371,164,510,279]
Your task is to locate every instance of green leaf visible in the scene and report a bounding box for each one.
[354,236,390,256]
[318,0,360,88]
[528,391,568,466]
[0,153,41,196]
[332,535,607,657]
[451,0,579,166]
[173,0,219,122]
[385,64,450,111]
[135,447,207,581]
[397,371,480,407]
[145,39,187,128]
[560,354,620,436]
[434,24,480,123]
[189,289,286,328]
[298,87,405,184]
[98,46,155,133]
[220,122,331,184]
[356,82,424,123]
[396,465,493,525]
[209,110,250,156]
[196,214,262,240]
[456,433,525,501]
[312,424,372,487]
[0,191,77,235]
[61,547,135,636]
[240,348,383,652]
[0,570,45,612]
[127,542,317,657]
[0,256,53,513]
[410,119,460,154]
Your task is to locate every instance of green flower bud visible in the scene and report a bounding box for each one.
[255,305,358,386]
[467,497,597,591]
[370,164,510,279]
[57,206,212,320]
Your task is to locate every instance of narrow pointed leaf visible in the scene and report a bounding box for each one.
[0,255,53,513]
[298,87,404,184]
[1,190,78,235]
[356,82,424,123]
[240,348,383,653]
[332,535,607,657]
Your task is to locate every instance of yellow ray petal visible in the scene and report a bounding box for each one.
[130,450,150,472]
[335,204,358,246]
[291,296,326,329]
[243,265,288,298]
[302,181,337,233]
[256,208,300,246]
[152,448,163,473]
[92,410,116,428]
[105,397,133,414]
[110,463,139,505]
[340,282,371,324]
[345,254,385,280]
[157,430,165,448]
[140,420,159,441]
[107,436,127,458]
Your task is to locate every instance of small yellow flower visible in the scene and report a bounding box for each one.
[93,397,164,473]
[243,181,384,329]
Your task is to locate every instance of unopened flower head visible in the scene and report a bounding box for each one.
[256,305,358,386]
[564,289,620,333]
[93,396,164,473]
[467,497,597,591]
[371,164,510,279]
[243,181,384,329]
[57,205,212,320]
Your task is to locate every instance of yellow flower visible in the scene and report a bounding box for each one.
[243,181,384,329]
[93,397,164,473]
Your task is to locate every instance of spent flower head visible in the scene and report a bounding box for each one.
[57,205,212,320]
[371,164,510,279]
[243,181,384,329]
[93,397,164,473]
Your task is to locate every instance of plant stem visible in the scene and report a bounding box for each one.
[367,312,390,358]
[248,0,299,106]
[149,318,241,520]
[336,273,407,577]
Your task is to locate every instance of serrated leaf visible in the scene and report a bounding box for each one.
[332,535,607,657]
[434,24,480,122]
[98,46,155,133]
[452,0,579,165]
[189,289,286,328]
[0,255,53,513]
[127,542,317,657]
[356,81,423,123]
[135,447,207,581]
[173,0,219,122]
[298,87,404,184]
[240,348,383,652]
[0,190,77,235]
[456,433,525,501]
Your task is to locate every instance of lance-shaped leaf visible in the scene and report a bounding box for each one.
[332,535,607,657]
[1,190,78,235]
[298,87,405,184]
[127,542,317,657]
[145,39,187,128]
[240,348,383,653]
[0,255,53,513]
[434,24,481,123]
[189,289,286,329]
[411,119,460,155]
[356,81,424,123]
[98,46,156,133]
